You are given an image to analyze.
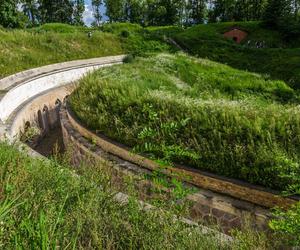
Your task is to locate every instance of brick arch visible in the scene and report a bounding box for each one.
[223,28,248,44]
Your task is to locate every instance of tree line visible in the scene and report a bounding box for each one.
[0,0,299,33]
[0,0,85,28]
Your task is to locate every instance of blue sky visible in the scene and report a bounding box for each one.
[83,0,107,26]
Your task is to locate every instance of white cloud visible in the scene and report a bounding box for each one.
[83,0,108,26]
[83,3,94,26]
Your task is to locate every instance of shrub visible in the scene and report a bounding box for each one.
[123,54,135,63]
[70,53,300,191]
[120,29,130,38]
[269,202,300,246]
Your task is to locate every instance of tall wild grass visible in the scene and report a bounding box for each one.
[70,53,300,190]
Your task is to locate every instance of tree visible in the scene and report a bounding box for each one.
[104,0,126,22]
[159,0,183,25]
[264,0,292,27]
[126,0,147,25]
[210,0,236,22]
[291,0,300,17]
[0,0,28,28]
[21,0,39,26]
[92,0,103,26]
[38,0,74,24]
[249,0,267,20]
[188,0,207,24]
[73,0,85,25]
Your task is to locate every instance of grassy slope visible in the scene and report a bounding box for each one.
[70,53,300,191]
[0,24,123,78]
[0,142,233,249]
[0,22,297,247]
[0,23,175,79]
[172,22,300,89]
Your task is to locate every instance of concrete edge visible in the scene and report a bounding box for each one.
[0,55,126,91]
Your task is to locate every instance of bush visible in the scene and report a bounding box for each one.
[120,29,130,38]
[270,202,300,246]
[123,54,135,63]
[70,53,300,191]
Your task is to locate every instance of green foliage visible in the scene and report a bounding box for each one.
[104,0,205,26]
[172,21,300,89]
[123,54,134,63]
[38,0,83,24]
[0,142,229,249]
[209,0,268,22]
[263,0,293,27]
[101,23,173,56]
[269,203,300,246]
[70,53,300,191]
[0,0,28,28]
[0,26,123,78]
[0,141,283,248]
[269,159,300,246]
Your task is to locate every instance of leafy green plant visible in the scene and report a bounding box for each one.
[269,203,300,246]
[20,126,40,143]
[269,160,300,246]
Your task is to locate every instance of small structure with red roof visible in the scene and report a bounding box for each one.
[223,27,248,44]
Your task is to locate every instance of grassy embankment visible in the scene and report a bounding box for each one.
[0,23,173,78]
[171,22,300,89]
[70,53,300,191]
[1,22,300,247]
[2,141,244,249]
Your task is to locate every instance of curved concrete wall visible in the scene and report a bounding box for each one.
[0,55,125,139]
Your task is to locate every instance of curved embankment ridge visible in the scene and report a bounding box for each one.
[0,55,297,235]
[0,56,232,241]
[62,102,298,210]
[0,55,125,140]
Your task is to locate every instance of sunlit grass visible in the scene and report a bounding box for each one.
[70,53,300,191]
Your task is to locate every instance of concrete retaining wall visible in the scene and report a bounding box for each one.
[0,55,125,139]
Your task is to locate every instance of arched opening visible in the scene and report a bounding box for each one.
[43,105,48,113]
[24,121,31,131]
[233,37,238,42]
[63,95,69,103]
[37,110,44,129]
[42,105,50,133]
[55,99,62,106]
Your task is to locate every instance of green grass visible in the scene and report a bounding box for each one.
[172,22,300,89]
[0,23,175,79]
[0,142,229,249]
[0,26,123,78]
[1,21,299,91]
[100,22,176,57]
[0,142,278,249]
[70,53,300,191]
